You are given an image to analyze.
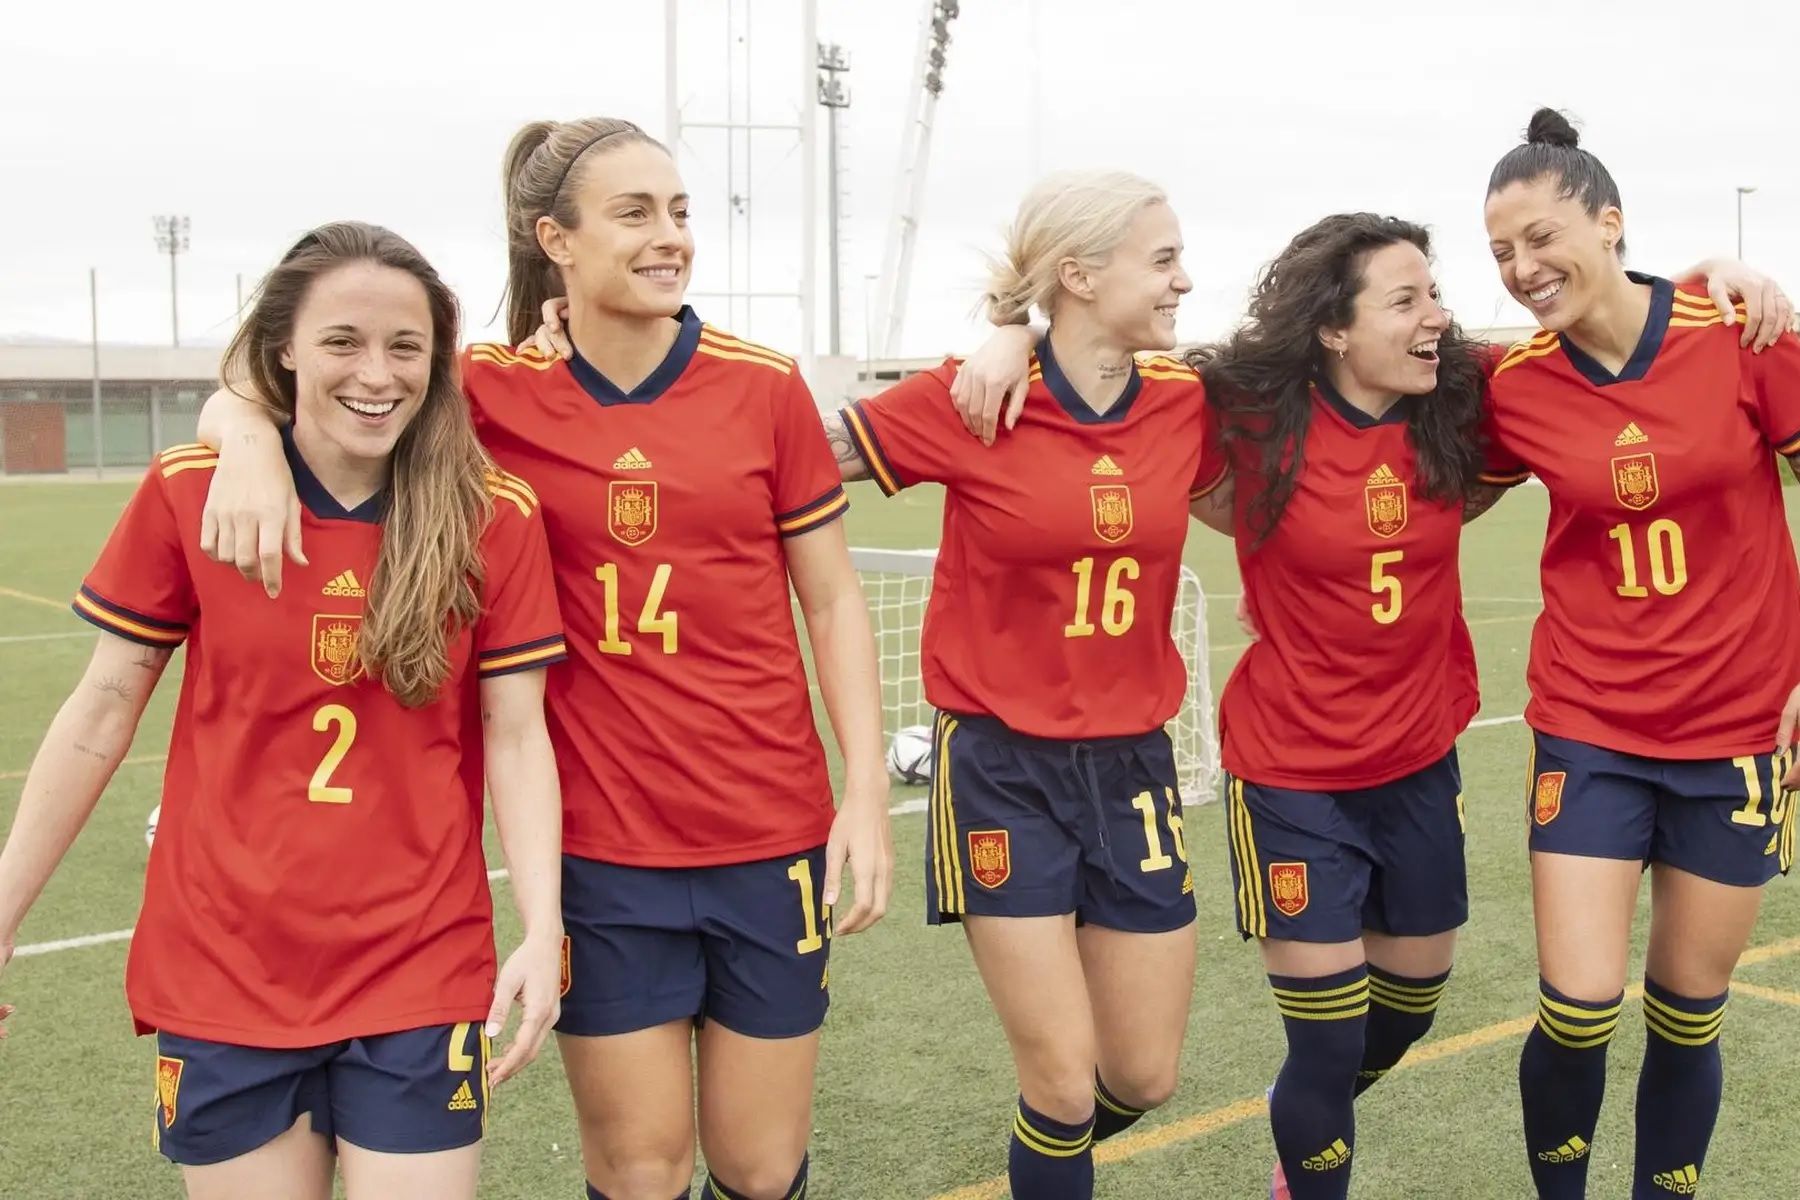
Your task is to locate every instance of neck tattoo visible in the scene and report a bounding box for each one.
[1096,358,1131,380]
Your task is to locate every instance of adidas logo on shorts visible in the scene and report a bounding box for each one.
[321,570,365,598]
[1537,1136,1590,1163]
[447,1080,478,1112]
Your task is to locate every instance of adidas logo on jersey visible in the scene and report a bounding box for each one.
[447,1080,478,1112]
[1537,1136,1590,1163]
[1300,1139,1351,1171]
[1090,455,1124,476]
[1652,1165,1700,1193]
[613,447,653,470]
[1367,463,1402,486]
[1615,422,1649,446]
[321,571,365,598]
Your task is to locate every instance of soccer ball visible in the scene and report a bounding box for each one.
[145,804,160,849]
[886,725,934,785]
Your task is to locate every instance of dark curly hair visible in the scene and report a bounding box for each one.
[1193,213,1488,544]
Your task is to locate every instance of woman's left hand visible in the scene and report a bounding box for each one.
[484,931,563,1086]
[824,776,893,936]
[1696,259,1795,352]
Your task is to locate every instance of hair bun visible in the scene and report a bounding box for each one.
[1525,107,1580,149]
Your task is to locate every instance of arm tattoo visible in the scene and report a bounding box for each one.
[1462,485,1506,525]
[822,410,871,482]
[132,646,171,672]
[71,741,111,762]
[93,676,133,702]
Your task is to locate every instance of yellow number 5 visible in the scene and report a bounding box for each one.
[309,704,357,805]
[1370,551,1404,625]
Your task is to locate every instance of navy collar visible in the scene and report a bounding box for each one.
[1558,273,1672,387]
[567,305,703,406]
[281,422,387,525]
[1037,333,1141,425]
[1314,373,1408,429]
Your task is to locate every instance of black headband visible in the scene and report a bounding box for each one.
[551,126,638,203]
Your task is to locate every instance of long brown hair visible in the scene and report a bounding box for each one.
[500,117,665,345]
[1196,213,1488,544]
[222,221,490,707]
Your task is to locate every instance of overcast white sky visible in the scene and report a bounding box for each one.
[3,0,1795,359]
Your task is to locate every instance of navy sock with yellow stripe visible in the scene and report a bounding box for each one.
[1355,965,1449,1096]
[703,1155,808,1200]
[1633,979,1726,1200]
[1267,964,1369,1200]
[1519,978,1621,1199]
[585,1186,688,1200]
[1008,1096,1094,1199]
[1090,1074,1148,1142]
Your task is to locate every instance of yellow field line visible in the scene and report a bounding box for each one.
[0,754,164,782]
[1734,981,1800,1008]
[0,585,66,612]
[1210,611,1537,655]
[925,936,1800,1200]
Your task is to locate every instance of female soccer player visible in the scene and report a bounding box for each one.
[194,119,892,1200]
[1480,109,1800,1200]
[826,171,1213,1199]
[0,221,567,1200]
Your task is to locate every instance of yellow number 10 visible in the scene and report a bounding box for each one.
[1608,519,1687,598]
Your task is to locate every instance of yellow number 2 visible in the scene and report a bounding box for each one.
[1370,551,1404,625]
[308,704,357,805]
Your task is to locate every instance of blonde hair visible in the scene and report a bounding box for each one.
[984,171,1168,326]
[500,117,666,344]
[222,222,491,708]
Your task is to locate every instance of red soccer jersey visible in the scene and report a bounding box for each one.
[1478,275,1800,758]
[461,307,847,867]
[841,345,1223,739]
[1219,381,1479,790]
[74,434,566,1047]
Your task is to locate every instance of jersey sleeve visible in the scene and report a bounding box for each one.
[1191,390,1230,500]
[1748,333,1800,457]
[72,463,197,648]
[768,371,851,538]
[474,471,568,678]
[840,360,974,496]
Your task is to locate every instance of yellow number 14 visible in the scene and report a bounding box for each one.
[594,562,679,655]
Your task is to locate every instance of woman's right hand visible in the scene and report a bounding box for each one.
[522,297,573,361]
[198,422,305,598]
[949,324,1038,445]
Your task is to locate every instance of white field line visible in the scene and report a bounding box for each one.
[0,632,89,646]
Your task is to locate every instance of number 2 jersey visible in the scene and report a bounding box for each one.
[1218,379,1479,790]
[1479,275,1800,758]
[840,343,1222,739]
[73,431,566,1046]
[461,307,849,867]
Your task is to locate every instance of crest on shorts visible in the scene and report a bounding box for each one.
[1268,862,1309,917]
[1533,771,1567,826]
[1365,464,1408,539]
[608,480,658,546]
[1090,485,1133,544]
[968,829,1012,889]
[559,934,572,998]
[311,614,365,686]
[1611,453,1659,512]
[155,1055,184,1127]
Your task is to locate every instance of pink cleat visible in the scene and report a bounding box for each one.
[1270,1159,1292,1200]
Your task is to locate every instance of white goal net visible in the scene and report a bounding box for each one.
[849,547,1222,806]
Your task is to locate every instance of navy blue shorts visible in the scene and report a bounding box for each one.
[1526,730,1796,886]
[925,711,1197,933]
[556,847,832,1040]
[152,1023,488,1166]
[1225,750,1467,943]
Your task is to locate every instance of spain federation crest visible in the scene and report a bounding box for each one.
[155,1055,184,1128]
[1533,771,1567,826]
[311,614,365,686]
[1090,484,1133,544]
[1611,452,1659,511]
[1268,862,1309,917]
[1365,464,1408,539]
[608,480,658,546]
[967,829,1012,889]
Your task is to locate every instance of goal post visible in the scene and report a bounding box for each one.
[849,546,1222,805]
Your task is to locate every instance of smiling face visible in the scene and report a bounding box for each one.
[1485,174,1623,331]
[278,260,432,470]
[544,139,694,321]
[1075,200,1192,352]
[1320,240,1449,399]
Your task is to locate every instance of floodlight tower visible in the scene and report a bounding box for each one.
[153,214,190,347]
